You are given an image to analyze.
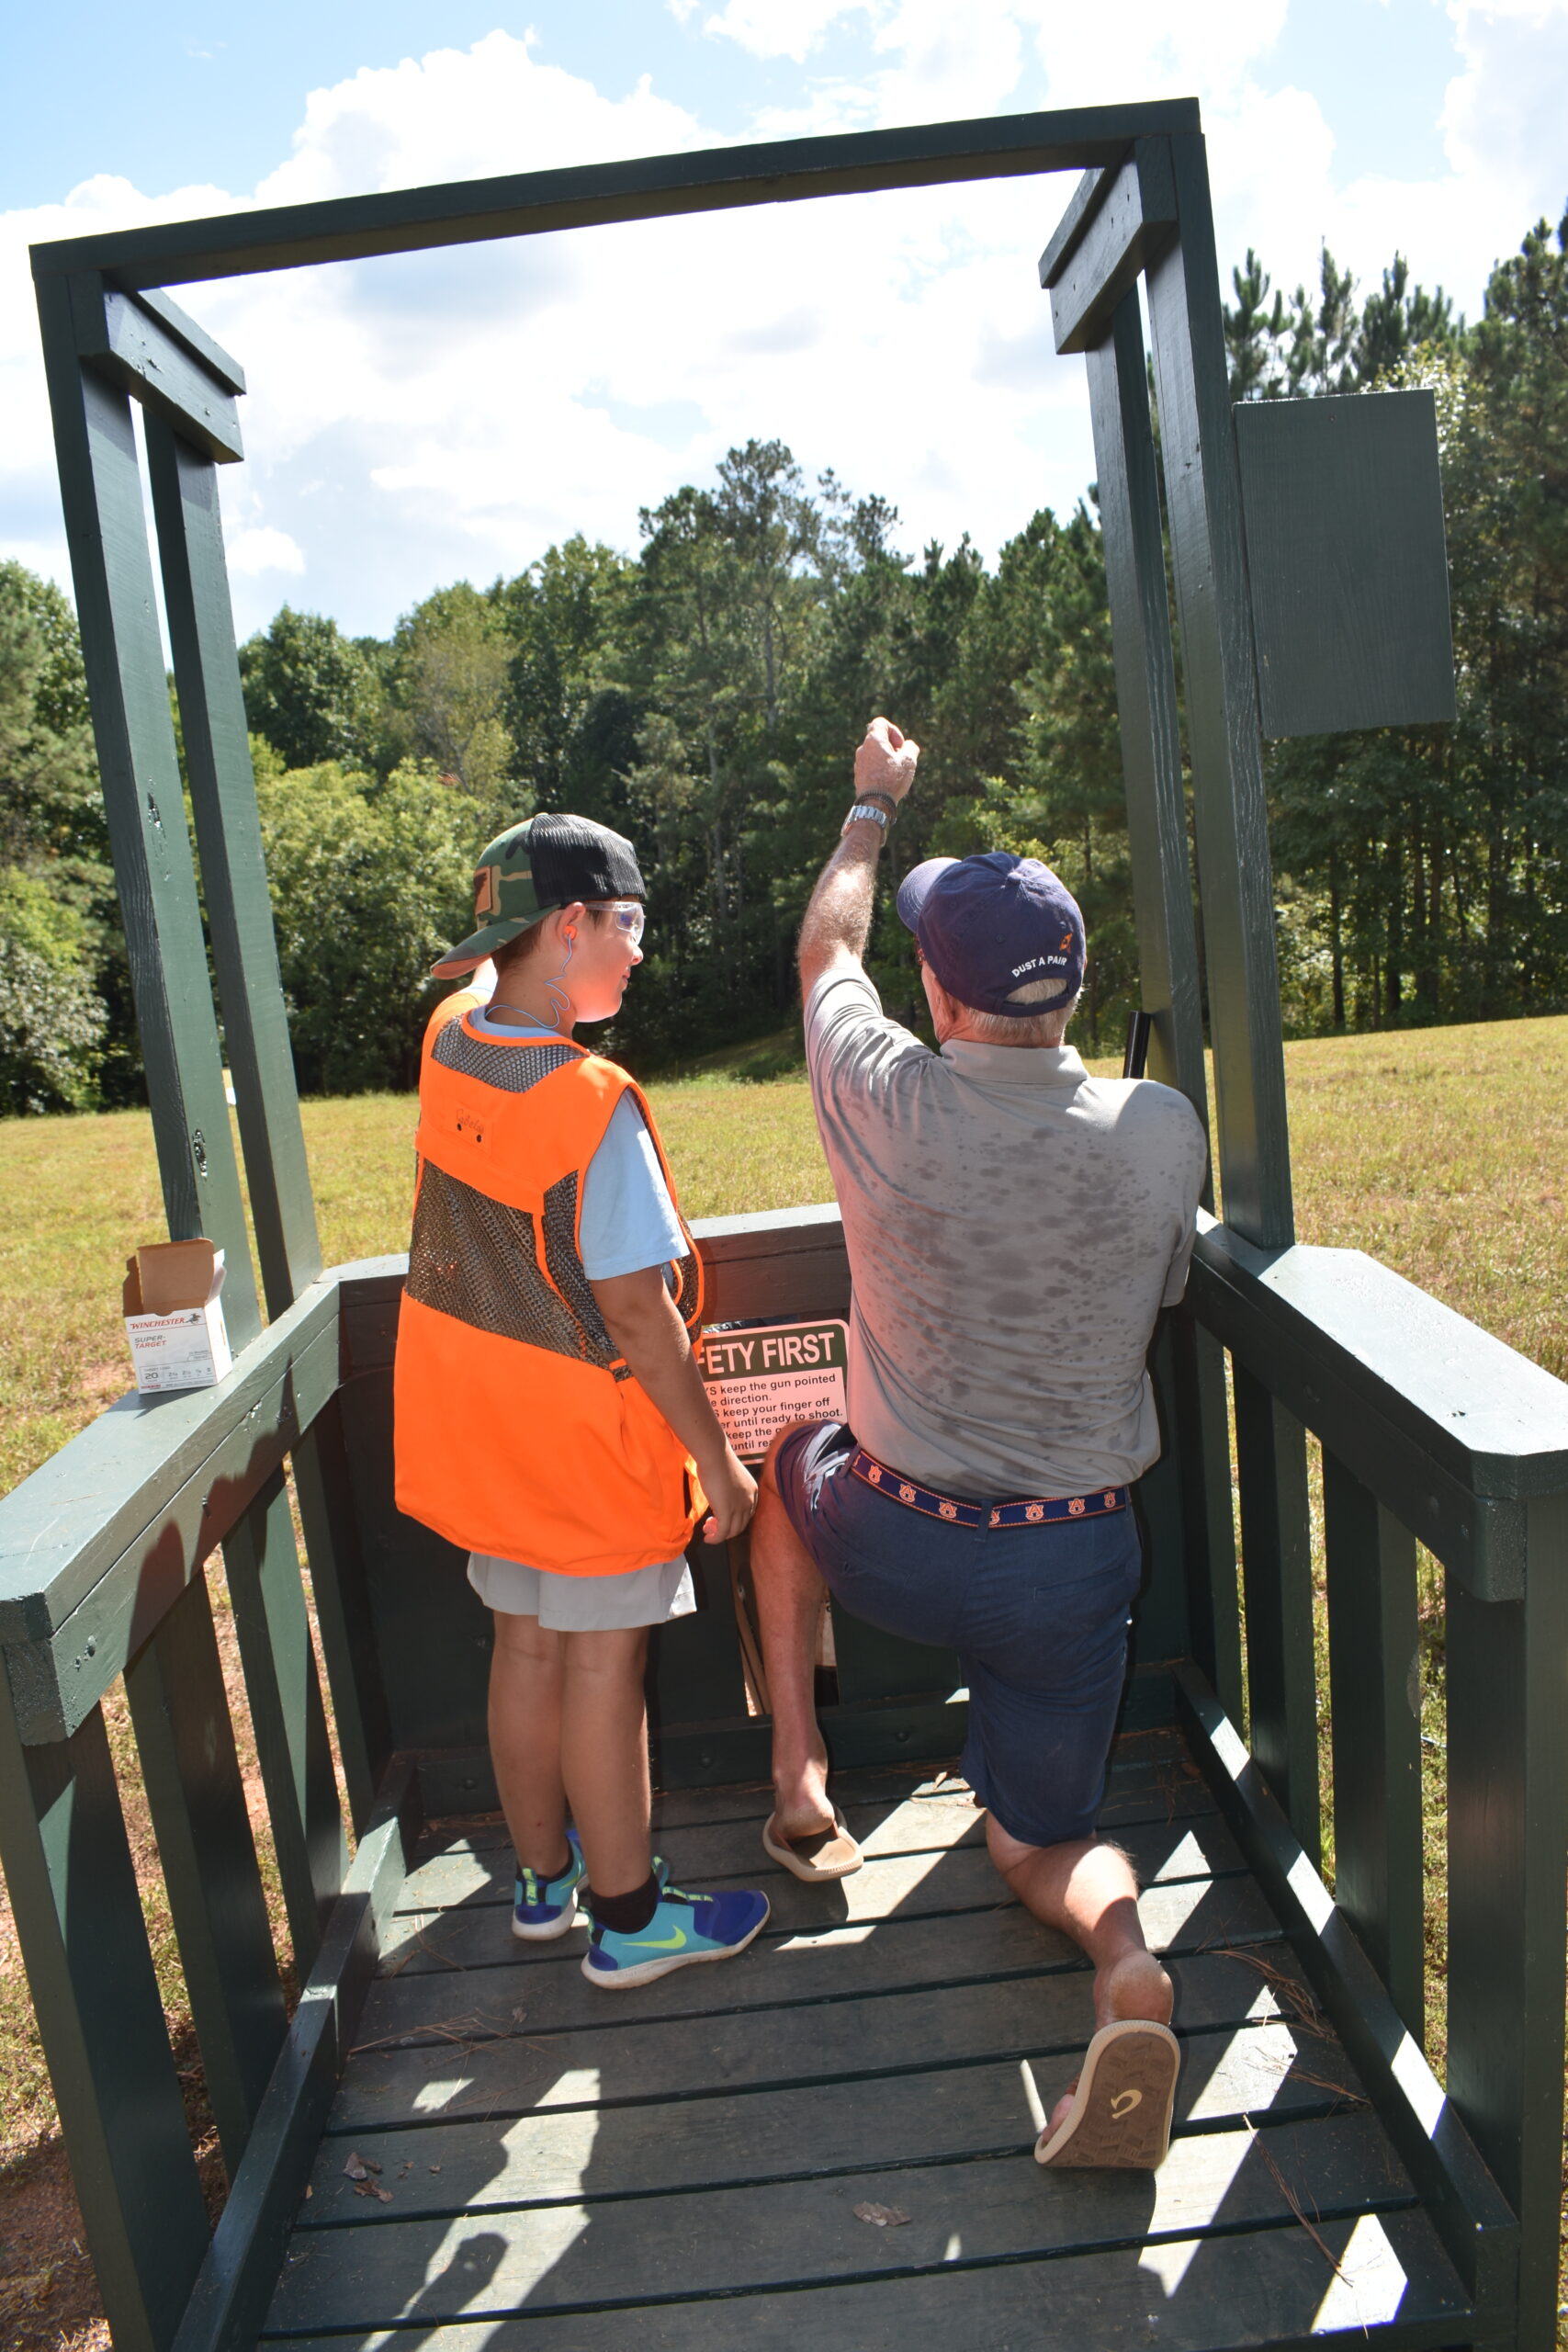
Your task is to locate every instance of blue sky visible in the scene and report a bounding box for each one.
[4,1,1565,639]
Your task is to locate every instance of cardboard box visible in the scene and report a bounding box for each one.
[122,1239,233,1394]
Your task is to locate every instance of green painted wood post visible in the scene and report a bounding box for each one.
[144,414,322,1318]
[1082,286,1208,1125]
[0,1670,210,2352]
[1231,1363,1319,1865]
[1446,1492,1568,2352]
[223,1471,347,1976]
[1082,286,1240,1718]
[1321,1448,1423,2042]
[33,272,261,1345]
[122,1569,289,2170]
[288,1394,394,1831]
[1142,138,1293,1252]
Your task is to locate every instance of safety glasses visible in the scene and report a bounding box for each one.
[602,900,646,947]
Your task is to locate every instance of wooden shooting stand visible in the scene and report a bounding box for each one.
[5,100,1568,2352]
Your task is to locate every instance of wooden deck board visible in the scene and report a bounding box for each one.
[262,1732,1473,2349]
[297,2019,1365,2225]
[270,2209,1471,2349]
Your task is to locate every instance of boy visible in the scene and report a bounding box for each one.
[394,811,769,1986]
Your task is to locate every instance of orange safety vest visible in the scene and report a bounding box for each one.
[393,995,706,1574]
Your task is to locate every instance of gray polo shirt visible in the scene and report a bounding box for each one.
[806,966,1209,1500]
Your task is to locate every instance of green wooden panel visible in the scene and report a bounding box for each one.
[1161,1312,1243,1719]
[0,1276,337,1650]
[1445,1493,1568,2352]
[71,280,243,463]
[31,105,1202,288]
[1083,287,1209,1125]
[123,1569,288,2172]
[223,1471,347,1976]
[1143,138,1294,1250]
[1232,1365,1319,1865]
[288,1396,393,1830]
[0,1672,209,2352]
[32,272,261,1346]
[1044,139,1177,355]
[1175,1660,1518,2325]
[168,1757,421,2352]
[1321,1448,1422,2042]
[828,1597,960,1706]
[646,1537,749,1726]
[5,1316,340,1743]
[1235,389,1455,737]
[145,415,322,1317]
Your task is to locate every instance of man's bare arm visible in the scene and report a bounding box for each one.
[797,718,920,1002]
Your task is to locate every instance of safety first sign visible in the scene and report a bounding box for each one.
[696,1318,849,1464]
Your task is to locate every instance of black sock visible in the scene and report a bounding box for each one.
[522,1849,573,1887]
[587,1872,660,1934]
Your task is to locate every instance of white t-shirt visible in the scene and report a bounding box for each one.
[805,967,1209,1499]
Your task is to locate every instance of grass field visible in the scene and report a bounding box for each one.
[1,1011,1566,2345]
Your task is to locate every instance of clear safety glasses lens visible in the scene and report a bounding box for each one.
[608,903,645,946]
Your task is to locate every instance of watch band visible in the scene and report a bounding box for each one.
[841,802,891,837]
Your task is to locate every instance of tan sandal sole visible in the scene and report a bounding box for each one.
[761,1811,863,1883]
[1034,2019,1180,2169]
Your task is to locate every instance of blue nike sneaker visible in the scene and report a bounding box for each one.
[513,1841,671,1941]
[581,1880,771,1988]
[512,1832,585,1941]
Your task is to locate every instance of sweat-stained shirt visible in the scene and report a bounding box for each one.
[805,967,1209,1501]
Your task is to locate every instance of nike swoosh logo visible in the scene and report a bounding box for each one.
[637,1928,688,1951]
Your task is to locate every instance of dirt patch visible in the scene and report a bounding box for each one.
[0,2139,109,2352]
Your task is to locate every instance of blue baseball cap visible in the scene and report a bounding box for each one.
[895,853,1086,1019]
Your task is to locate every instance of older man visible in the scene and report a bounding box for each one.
[750,718,1208,2168]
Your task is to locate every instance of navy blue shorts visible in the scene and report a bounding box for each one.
[772,1420,1142,1849]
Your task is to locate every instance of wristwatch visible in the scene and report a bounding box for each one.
[841,802,891,837]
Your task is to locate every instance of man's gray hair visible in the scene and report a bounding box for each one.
[956,970,1080,1047]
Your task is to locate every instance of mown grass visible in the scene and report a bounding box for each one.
[0,1012,1565,2337]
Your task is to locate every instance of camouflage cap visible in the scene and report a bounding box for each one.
[431,812,647,978]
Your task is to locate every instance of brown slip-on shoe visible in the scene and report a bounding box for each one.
[761,1809,863,1883]
[1033,2018,1180,2169]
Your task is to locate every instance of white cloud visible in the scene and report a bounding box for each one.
[704,0,877,64]
[224,526,306,575]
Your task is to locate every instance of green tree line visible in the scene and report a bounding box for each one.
[2,199,1564,1109]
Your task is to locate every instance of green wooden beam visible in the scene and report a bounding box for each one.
[71,280,243,463]
[0,1672,211,2352]
[1044,140,1177,356]
[223,1471,348,1978]
[1446,1493,1568,2352]
[1322,1448,1423,2042]
[130,288,245,394]
[29,103,1200,289]
[1233,1366,1319,1865]
[146,416,322,1314]
[33,272,262,1343]
[122,1570,288,2171]
[1081,285,1208,1123]
[1144,136,1294,1250]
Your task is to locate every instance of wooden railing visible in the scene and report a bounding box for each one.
[1,1206,1565,2352]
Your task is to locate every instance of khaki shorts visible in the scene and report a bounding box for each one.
[467,1551,696,1629]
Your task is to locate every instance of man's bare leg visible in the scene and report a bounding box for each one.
[987,1815,1173,2131]
[489,1611,570,1876]
[751,1430,836,1839]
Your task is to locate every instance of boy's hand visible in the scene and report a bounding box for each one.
[699,1446,758,1542]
